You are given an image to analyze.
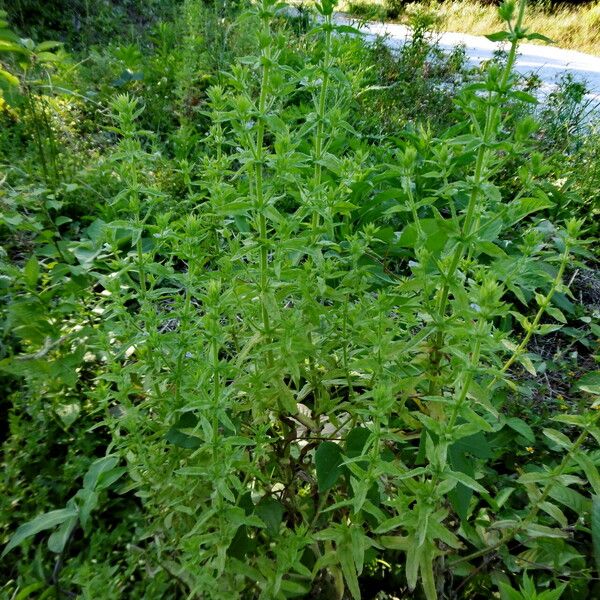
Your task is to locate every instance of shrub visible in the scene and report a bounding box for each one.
[1,0,599,598]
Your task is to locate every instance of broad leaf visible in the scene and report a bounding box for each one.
[255,497,284,536]
[315,442,343,492]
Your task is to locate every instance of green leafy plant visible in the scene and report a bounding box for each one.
[2,456,125,559]
[2,0,600,598]
[499,573,566,600]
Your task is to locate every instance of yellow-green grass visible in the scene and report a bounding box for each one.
[336,1,600,56]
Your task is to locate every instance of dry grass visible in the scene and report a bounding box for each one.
[336,1,600,56]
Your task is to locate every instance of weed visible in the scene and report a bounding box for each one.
[1,1,599,599]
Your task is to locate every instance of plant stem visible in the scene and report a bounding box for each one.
[212,319,220,453]
[312,14,333,237]
[255,8,272,355]
[493,240,570,382]
[428,0,527,403]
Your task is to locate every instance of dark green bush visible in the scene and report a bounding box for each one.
[0,0,180,46]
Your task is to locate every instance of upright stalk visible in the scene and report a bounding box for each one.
[427,0,527,404]
[253,2,274,359]
[311,11,334,236]
[491,240,571,384]
[211,311,221,455]
[447,239,571,431]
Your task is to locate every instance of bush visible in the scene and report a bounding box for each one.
[1,1,599,598]
[0,0,180,46]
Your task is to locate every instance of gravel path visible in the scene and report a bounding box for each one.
[334,13,600,102]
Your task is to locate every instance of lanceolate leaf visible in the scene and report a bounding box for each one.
[525,32,554,43]
[448,445,474,521]
[420,541,438,600]
[47,515,78,554]
[0,67,18,88]
[0,39,27,54]
[505,417,535,443]
[486,31,511,42]
[575,371,600,395]
[338,540,360,600]
[2,507,78,557]
[83,456,119,490]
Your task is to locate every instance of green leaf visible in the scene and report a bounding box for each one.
[0,39,27,54]
[548,484,591,515]
[444,469,487,494]
[55,402,80,428]
[510,90,538,104]
[55,216,72,227]
[2,507,78,557]
[397,219,448,253]
[333,24,362,35]
[315,442,343,492]
[525,32,554,43]
[506,196,554,225]
[0,29,21,44]
[318,0,336,16]
[405,536,422,590]
[83,456,119,490]
[0,67,18,88]
[545,305,566,323]
[524,522,568,539]
[486,31,511,42]
[349,526,368,575]
[452,432,492,459]
[338,541,360,600]
[535,324,563,335]
[539,501,568,528]
[543,428,571,450]
[165,426,202,449]
[593,495,600,576]
[280,579,310,595]
[34,51,59,62]
[518,354,537,376]
[575,453,600,496]
[75,488,98,529]
[448,437,486,521]
[375,515,406,534]
[499,581,528,600]
[35,40,63,52]
[255,497,284,536]
[380,535,410,550]
[477,241,507,258]
[13,582,46,600]
[575,371,600,395]
[96,467,127,491]
[505,417,535,443]
[345,427,371,457]
[23,255,39,288]
[47,515,77,553]
[419,541,437,600]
